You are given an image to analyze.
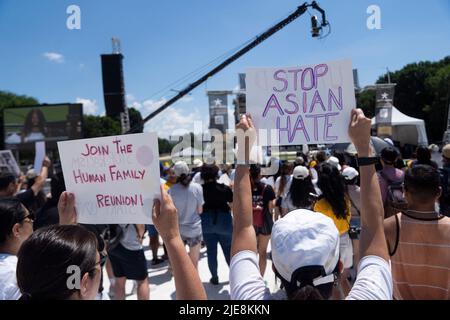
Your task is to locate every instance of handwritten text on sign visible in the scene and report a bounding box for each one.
[246,59,355,145]
[58,133,161,224]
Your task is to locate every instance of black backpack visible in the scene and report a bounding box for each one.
[380,171,407,218]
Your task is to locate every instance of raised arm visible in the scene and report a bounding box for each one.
[231,114,258,257]
[31,156,50,196]
[152,185,207,300]
[348,109,389,262]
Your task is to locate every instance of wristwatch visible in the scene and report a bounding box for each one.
[356,156,379,167]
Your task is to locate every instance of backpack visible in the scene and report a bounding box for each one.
[380,171,407,218]
[252,185,267,228]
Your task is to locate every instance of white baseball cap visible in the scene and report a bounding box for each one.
[271,209,340,284]
[293,166,309,180]
[193,159,203,168]
[327,156,342,171]
[342,167,359,181]
[173,161,190,177]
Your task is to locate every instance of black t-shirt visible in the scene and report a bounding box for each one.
[15,189,36,211]
[34,200,59,230]
[202,182,233,213]
[252,182,276,211]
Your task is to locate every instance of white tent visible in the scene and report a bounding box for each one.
[371,106,428,146]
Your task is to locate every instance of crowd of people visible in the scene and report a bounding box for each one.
[1,109,450,300]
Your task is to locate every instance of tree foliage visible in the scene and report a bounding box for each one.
[376,56,450,142]
[0,91,39,149]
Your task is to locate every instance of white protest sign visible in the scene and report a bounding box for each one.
[33,141,46,173]
[246,59,355,146]
[0,150,21,176]
[58,133,161,224]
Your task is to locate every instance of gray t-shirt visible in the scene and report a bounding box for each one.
[169,182,204,238]
[119,224,142,251]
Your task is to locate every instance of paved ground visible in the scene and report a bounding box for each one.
[102,238,277,300]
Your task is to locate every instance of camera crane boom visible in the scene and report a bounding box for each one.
[128,1,328,133]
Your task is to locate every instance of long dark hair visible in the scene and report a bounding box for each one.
[16,225,98,300]
[415,146,432,164]
[317,163,348,220]
[177,174,192,187]
[289,177,316,209]
[23,109,46,136]
[274,265,337,300]
[278,162,293,197]
[0,198,27,244]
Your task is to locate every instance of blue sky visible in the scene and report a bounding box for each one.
[0,0,449,137]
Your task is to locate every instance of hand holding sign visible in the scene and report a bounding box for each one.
[348,108,372,156]
[58,191,77,225]
[153,185,179,242]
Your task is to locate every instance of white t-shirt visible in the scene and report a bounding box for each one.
[0,253,21,300]
[274,175,292,198]
[280,193,298,213]
[230,250,392,300]
[260,176,275,189]
[218,173,231,187]
[169,182,204,238]
[192,172,204,185]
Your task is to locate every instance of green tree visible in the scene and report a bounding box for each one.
[158,138,174,154]
[0,91,39,149]
[356,89,376,118]
[128,107,144,133]
[376,56,450,142]
[83,115,121,138]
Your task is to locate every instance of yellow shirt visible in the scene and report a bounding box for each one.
[164,181,172,190]
[314,198,351,234]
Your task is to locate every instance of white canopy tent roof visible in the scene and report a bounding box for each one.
[371,106,428,146]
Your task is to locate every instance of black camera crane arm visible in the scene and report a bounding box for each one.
[128,2,327,133]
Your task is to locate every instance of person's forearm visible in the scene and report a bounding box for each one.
[31,166,48,196]
[164,236,207,300]
[232,166,252,229]
[358,147,389,262]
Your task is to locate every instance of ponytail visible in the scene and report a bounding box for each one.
[178,174,192,187]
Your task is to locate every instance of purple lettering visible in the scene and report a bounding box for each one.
[263,94,284,117]
[301,67,315,91]
[328,87,343,111]
[273,70,288,92]
[309,91,326,113]
[314,64,328,88]
[284,94,299,115]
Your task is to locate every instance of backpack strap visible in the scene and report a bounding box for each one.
[389,213,401,257]
[349,196,361,216]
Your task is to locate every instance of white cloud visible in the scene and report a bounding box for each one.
[179,95,194,103]
[76,97,99,115]
[144,106,209,139]
[43,52,64,63]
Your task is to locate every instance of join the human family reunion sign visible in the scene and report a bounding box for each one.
[58,133,161,224]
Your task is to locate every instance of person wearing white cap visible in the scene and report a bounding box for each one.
[192,159,204,185]
[327,156,342,171]
[229,110,392,300]
[280,166,317,216]
[168,161,204,269]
